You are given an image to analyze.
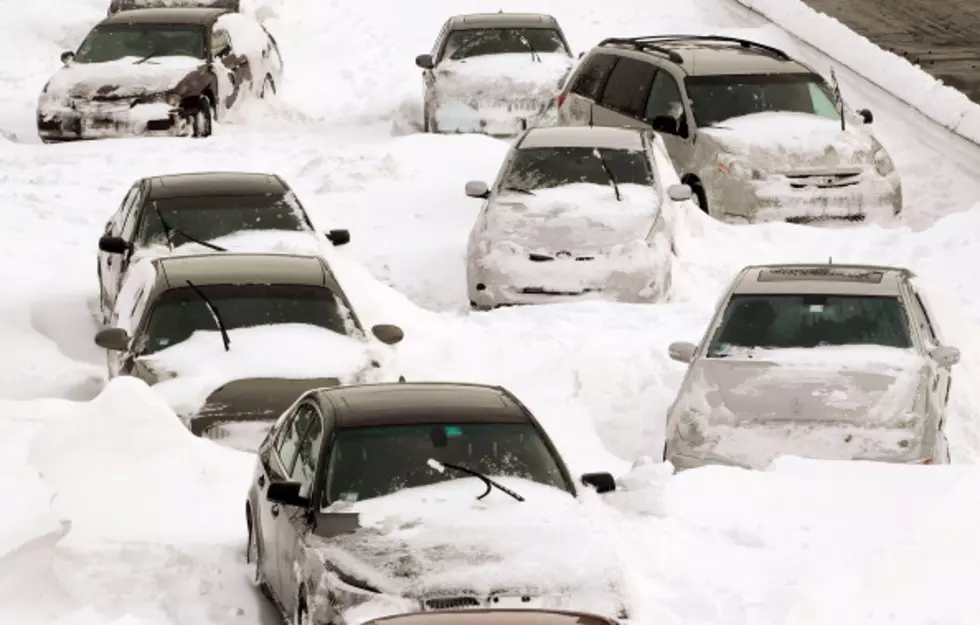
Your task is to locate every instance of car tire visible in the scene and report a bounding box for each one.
[259,75,276,99]
[192,97,213,138]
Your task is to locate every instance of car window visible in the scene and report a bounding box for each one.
[569,53,617,101]
[909,290,940,347]
[322,422,571,505]
[291,406,325,496]
[644,69,683,121]
[119,185,145,242]
[277,406,312,474]
[74,25,206,63]
[684,72,841,127]
[442,27,568,61]
[598,57,657,118]
[501,146,654,191]
[708,294,913,355]
[114,185,139,235]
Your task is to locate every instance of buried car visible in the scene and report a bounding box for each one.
[359,608,621,625]
[663,263,960,470]
[107,0,241,16]
[464,124,691,310]
[415,12,575,136]
[246,382,627,625]
[94,252,405,447]
[96,171,350,323]
[38,8,283,142]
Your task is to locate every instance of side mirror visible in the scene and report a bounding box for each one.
[415,54,434,70]
[667,184,692,202]
[580,472,616,494]
[464,180,490,199]
[668,341,697,363]
[326,229,351,246]
[266,480,310,508]
[858,108,873,124]
[651,115,679,136]
[95,327,130,352]
[99,235,131,255]
[60,51,75,65]
[929,345,960,367]
[371,323,404,345]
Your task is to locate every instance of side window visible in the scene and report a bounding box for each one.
[598,57,657,118]
[644,69,683,121]
[569,53,617,101]
[112,186,137,233]
[432,22,450,59]
[808,83,839,118]
[909,290,940,347]
[291,408,325,496]
[277,404,313,474]
[119,186,144,242]
[211,28,231,57]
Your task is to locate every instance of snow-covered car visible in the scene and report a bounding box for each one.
[556,35,902,224]
[464,124,692,310]
[107,0,240,16]
[246,381,626,625]
[93,252,405,448]
[663,263,960,470]
[414,12,575,136]
[96,171,350,324]
[358,608,620,625]
[37,8,283,142]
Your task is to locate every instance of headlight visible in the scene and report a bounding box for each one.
[165,92,181,107]
[608,239,649,257]
[873,148,895,176]
[717,152,762,180]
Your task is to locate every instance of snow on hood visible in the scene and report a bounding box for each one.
[700,111,878,170]
[146,324,373,417]
[435,53,573,99]
[131,229,326,264]
[486,183,659,253]
[44,56,202,100]
[314,478,625,602]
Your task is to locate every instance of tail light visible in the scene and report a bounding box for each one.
[556,92,568,108]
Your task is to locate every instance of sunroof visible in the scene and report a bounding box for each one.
[757,267,885,284]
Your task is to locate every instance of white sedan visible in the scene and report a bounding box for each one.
[464,125,693,310]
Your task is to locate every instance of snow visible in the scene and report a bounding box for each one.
[5,0,980,623]
[434,53,573,99]
[42,57,203,100]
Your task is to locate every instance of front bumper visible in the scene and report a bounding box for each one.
[37,99,189,142]
[431,96,552,137]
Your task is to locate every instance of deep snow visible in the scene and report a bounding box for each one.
[4,0,980,624]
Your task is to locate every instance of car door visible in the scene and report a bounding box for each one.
[107,275,153,378]
[210,25,246,111]
[100,184,140,306]
[111,184,146,304]
[642,68,697,175]
[591,56,657,130]
[422,22,450,114]
[908,287,951,414]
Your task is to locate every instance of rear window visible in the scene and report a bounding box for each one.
[442,27,568,60]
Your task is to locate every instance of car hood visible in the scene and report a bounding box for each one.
[130,229,326,265]
[44,56,202,100]
[309,478,625,606]
[434,53,574,99]
[485,183,659,254]
[700,111,878,171]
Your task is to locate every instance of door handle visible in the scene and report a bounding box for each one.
[270,504,280,518]
[258,475,265,488]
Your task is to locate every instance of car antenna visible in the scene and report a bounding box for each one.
[185,280,231,351]
[588,102,594,127]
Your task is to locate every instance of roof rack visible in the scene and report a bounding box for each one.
[596,37,684,64]
[610,34,791,61]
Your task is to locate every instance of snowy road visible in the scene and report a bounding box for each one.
[3,0,980,624]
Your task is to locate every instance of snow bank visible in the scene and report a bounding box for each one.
[732,0,980,145]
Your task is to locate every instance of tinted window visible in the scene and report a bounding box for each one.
[117,0,238,7]
[598,57,657,117]
[277,407,310,474]
[323,423,570,504]
[139,284,357,354]
[644,70,684,120]
[136,194,310,247]
[442,28,567,60]
[684,73,840,127]
[708,294,912,355]
[74,25,206,63]
[570,53,617,100]
[291,405,325,494]
[502,146,654,191]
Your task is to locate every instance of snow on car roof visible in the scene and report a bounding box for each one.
[518,125,645,150]
[734,264,908,296]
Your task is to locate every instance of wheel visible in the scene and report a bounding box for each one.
[192,96,213,138]
[259,75,276,99]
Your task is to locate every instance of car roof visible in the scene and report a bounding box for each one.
[366,610,618,625]
[318,382,531,428]
[145,171,288,200]
[154,252,327,289]
[733,263,911,296]
[519,125,645,150]
[99,7,227,26]
[599,37,807,76]
[448,12,559,30]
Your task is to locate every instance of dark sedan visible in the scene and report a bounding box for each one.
[107,0,240,17]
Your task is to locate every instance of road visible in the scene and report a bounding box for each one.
[800,0,980,102]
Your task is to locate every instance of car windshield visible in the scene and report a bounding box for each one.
[684,73,840,127]
[136,194,310,247]
[74,25,206,64]
[708,294,912,356]
[322,422,571,504]
[139,284,357,354]
[443,27,568,61]
[117,0,236,8]
[501,146,654,192]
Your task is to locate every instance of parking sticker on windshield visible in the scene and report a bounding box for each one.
[808,304,825,313]
[340,492,359,502]
[444,426,463,437]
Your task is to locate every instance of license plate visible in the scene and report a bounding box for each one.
[480,99,540,112]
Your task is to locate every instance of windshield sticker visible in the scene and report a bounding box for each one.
[808,304,825,313]
[340,492,359,502]
[444,426,463,437]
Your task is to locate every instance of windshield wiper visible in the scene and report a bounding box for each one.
[427,458,524,502]
[151,201,227,252]
[593,148,621,201]
[517,34,541,63]
[134,51,161,65]
[185,280,230,351]
[502,185,536,195]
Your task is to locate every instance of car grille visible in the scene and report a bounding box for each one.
[784,172,862,189]
[424,596,482,610]
[528,253,594,262]
[472,98,543,112]
[520,286,599,296]
[785,214,866,225]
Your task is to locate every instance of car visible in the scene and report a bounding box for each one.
[107,0,240,16]
[93,253,406,445]
[414,12,575,136]
[37,8,283,142]
[96,171,350,323]
[555,35,902,224]
[662,263,960,470]
[245,381,628,625]
[360,609,620,625]
[463,124,692,310]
